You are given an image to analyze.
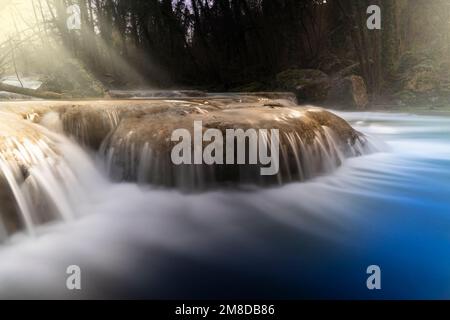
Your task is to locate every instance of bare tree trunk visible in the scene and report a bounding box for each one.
[0,83,64,99]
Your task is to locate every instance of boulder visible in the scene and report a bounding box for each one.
[393,52,446,106]
[231,82,266,92]
[276,69,331,103]
[317,54,345,74]
[396,52,431,75]
[327,75,369,109]
[0,96,373,194]
[95,100,370,189]
[0,95,376,236]
[403,62,438,93]
[221,92,297,103]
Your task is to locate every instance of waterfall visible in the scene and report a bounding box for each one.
[0,111,103,239]
[0,97,379,239]
[0,104,449,299]
[96,105,378,189]
[100,124,374,189]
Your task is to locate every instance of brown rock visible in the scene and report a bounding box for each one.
[327,75,369,109]
[276,69,331,103]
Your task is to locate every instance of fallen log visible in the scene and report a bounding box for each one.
[0,82,64,100]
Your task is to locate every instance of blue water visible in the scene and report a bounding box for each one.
[0,111,449,299]
[329,112,450,299]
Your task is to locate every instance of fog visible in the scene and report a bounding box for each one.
[0,0,157,97]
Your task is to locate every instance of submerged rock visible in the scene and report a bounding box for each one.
[0,96,374,199]
[0,93,371,235]
[101,106,368,189]
[49,96,373,190]
[0,95,376,234]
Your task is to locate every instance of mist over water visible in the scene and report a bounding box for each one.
[0,109,449,299]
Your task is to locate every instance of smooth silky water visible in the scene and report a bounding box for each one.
[0,108,449,299]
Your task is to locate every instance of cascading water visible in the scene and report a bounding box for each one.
[0,110,104,239]
[1,97,448,299]
[63,99,377,189]
[0,98,375,237]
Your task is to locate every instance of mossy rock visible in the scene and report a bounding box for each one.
[276,69,330,103]
[317,54,343,74]
[396,52,431,75]
[404,72,437,93]
[395,52,440,95]
[97,102,364,188]
[393,90,418,104]
[393,89,446,107]
[231,81,266,92]
[327,75,369,109]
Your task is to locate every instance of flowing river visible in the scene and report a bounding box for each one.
[0,108,449,299]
